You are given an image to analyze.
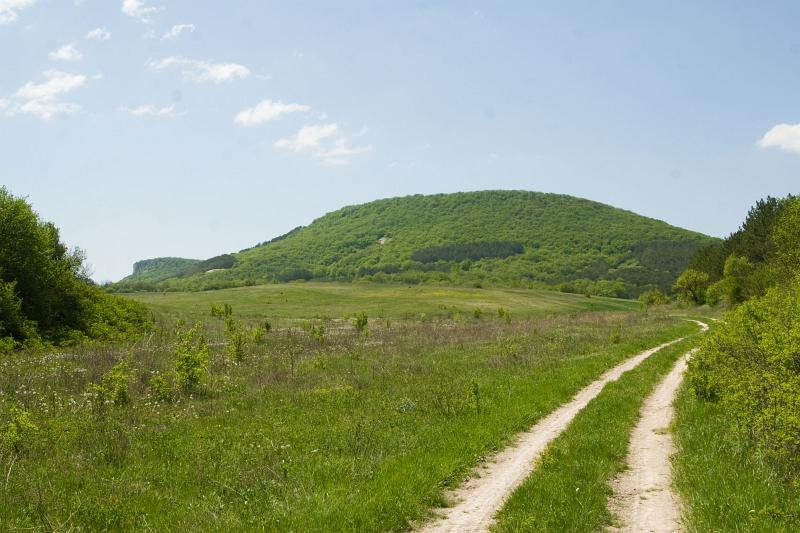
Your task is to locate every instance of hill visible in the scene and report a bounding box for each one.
[114,191,718,297]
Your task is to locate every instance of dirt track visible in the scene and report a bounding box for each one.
[418,334,692,532]
[608,333,705,532]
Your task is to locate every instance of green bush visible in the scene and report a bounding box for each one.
[353,312,368,335]
[2,405,38,454]
[688,281,800,477]
[88,359,132,411]
[174,323,210,392]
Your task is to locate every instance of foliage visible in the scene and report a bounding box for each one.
[637,288,670,306]
[2,405,38,454]
[112,191,716,297]
[688,282,800,476]
[675,384,800,532]
[410,241,523,263]
[88,359,132,410]
[0,187,150,345]
[210,303,233,319]
[129,257,202,283]
[353,312,368,335]
[681,195,796,305]
[672,268,709,304]
[174,323,210,391]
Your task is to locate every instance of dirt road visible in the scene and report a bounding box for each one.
[418,330,697,533]
[608,320,708,532]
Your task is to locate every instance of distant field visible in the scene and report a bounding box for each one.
[122,282,639,322]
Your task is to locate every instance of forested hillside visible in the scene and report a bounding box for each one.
[115,191,716,297]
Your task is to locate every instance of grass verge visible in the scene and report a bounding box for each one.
[491,334,701,531]
[673,385,800,532]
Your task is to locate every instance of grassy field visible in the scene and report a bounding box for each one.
[674,384,800,532]
[492,335,700,531]
[122,282,638,323]
[0,285,693,531]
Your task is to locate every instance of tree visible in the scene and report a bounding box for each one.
[673,269,710,304]
[0,187,149,344]
[773,197,800,278]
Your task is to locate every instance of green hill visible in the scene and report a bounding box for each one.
[114,191,718,297]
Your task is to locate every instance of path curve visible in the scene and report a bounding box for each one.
[418,321,706,533]
[608,320,708,533]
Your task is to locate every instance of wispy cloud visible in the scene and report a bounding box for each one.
[4,70,88,120]
[162,23,194,40]
[121,0,161,23]
[147,56,250,83]
[274,123,372,165]
[49,42,83,62]
[757,123,800,154]
[275,123,339,152]
[86,27,111,41]
[0,0,35,25]
[316,138,373,166]
[233,99,309,126]
[120,104,175,116]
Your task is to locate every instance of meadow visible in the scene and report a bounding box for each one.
[0,284,692,531]
[124,281,638,323]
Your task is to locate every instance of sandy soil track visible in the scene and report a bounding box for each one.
[418,326,702,533]
[608,321,708,532]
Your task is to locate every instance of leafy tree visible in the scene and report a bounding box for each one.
[0,187,149,345]
[773,197,800,278]
[673,269,710,304]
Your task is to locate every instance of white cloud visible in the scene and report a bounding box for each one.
[274,123,339,153]
[0,0,35,25]
[4,70,88,120]
[120,104,175,116]
[49,43,83,62]
[275,123,372,165]
[317,138,373,166]
[162,23,194,40]
[757,123,800,154]
[86,27,111,41]
[147,56,250,83]
[121,0,161,23]
[233,99,309,126]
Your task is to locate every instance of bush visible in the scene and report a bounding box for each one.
[688,281,800,477]
[353,312,368,335]
[174,323,210,392]
[88,359,132,411]
[638,288,670,306]
[2,405,38,454]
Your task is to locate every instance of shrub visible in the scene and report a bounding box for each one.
[88,359,132,411]
[174,323,210,392]
[149,373,176,403]
[353,312,368,335]
[2,405,38,454]
[638,288,670,306]
[688,281,800,476]
[210,303,233,319]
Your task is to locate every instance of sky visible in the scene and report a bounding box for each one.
[2,1,800,282]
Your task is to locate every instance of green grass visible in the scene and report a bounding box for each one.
[123,281,639,323]
[673,385,800,532]
[491,332,702,532]
[0,310,695,531]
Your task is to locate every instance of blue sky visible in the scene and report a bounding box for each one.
[2,1,800,281]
